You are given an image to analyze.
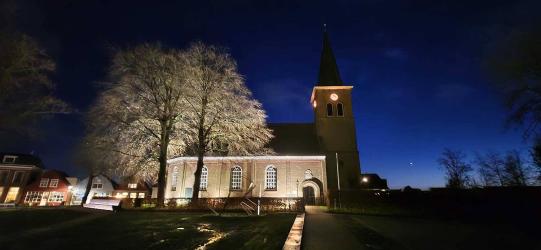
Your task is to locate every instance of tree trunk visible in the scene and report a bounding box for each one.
[156,121,170,208]
[191,134,205,205]
[81,172,94,205]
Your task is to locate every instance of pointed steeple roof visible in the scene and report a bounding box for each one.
[317,25,343,86]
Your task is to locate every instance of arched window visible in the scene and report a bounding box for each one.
[337,103,344,116]
[265,165,277,190]
[171,166,178,191]
[200,166,208,190]
[230,166,242,190]
[326,103,334,116]
[304,169,313,180]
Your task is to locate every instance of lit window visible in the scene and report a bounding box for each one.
[49,179,59,188]
[91,177,103,189]
[330,93,339,101]
[2,155,17,164]
[265,165,277,190]
[304,169,313,180]
[230,166,242,190]
[48,192,64,202]
[171,166,178,191]
[326,103,334,116]
[39,178,49,187]
[200,166,208,190]
[337,103,344,116]
[4,187,19,203]
[24,191,42,203]
[138,192,145,198]
[128,183,137,189]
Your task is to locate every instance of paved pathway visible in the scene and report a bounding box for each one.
[302,207,540,250]
[302,206,366,250]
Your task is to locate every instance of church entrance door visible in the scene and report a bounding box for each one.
[303,186,316,205]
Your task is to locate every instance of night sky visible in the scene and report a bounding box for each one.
[4,0,540,188]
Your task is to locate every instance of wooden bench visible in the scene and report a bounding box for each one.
[83,198,121,211]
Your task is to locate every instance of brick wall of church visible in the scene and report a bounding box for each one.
[165,157,327,202]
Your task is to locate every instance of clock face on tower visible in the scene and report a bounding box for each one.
[330,93,339,101]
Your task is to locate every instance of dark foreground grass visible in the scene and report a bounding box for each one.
[2,210,295,250]
[0,208,92,235]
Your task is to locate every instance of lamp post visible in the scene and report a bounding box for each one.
[296,179,300,198]
[335,153,341,209]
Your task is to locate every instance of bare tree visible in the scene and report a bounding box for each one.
[502,150,530,186]
[180,43,273,204]
[475,151,505,186]
[0,31,69,137]
[86,44,188,207]
[438,148,473,189]
[531,138,541,183]
[486,26,541,138]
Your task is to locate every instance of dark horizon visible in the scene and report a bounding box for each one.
[2,0,540,189]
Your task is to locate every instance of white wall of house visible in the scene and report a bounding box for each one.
[72,175,116,204]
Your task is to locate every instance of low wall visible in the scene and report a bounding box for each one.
[126,197,304,212]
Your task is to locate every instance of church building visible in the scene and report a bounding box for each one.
[166,30,361,205]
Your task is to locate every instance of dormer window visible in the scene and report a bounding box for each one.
[128,183,137,189]
[39,178,49,187]
[2,155,17,164]
[49,179,59,188]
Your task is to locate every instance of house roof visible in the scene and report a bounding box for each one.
[267,123,321,155]
[0,153,43,167]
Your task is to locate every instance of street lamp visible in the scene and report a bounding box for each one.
[336,153,341,209]
[296,179,300,198]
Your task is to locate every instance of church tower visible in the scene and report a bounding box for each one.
[311,28,361,191]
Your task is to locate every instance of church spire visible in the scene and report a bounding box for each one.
[318,25,343,86]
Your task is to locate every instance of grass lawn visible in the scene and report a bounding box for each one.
[0,208,92,235]
[2,209,296,250]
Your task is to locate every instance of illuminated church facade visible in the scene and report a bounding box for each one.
[165,30,361,204]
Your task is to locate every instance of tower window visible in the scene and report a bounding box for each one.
[326,103,334,116]
[337,103,344,116]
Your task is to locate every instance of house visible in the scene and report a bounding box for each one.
[113,179,150,199]
[72,175,117,205]
[22,170,78,206]
[164,29,364,205]
[0,153,43,204]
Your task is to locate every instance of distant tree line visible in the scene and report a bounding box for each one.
[438,148,539,188]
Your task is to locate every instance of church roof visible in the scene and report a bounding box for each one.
[317,27,343,86]
[267,123,321,155]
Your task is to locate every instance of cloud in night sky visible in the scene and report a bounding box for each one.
[255,78,313,122]
[383,48,408,61]
[434,83,476,102]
